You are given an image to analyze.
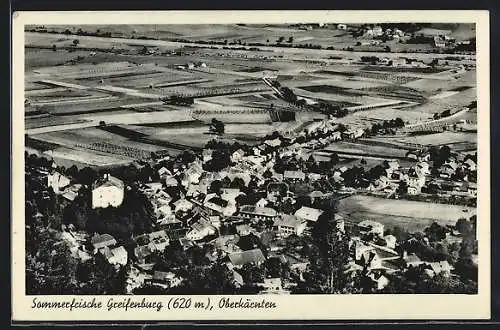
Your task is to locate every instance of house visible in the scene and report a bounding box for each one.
[467,182,477,197]
[146,271,182,288]
[403,252,424,267]
[267,182,289,202]
[232,270,244,288]
[173,198,194,213]
[259,278,287,294]
[255,198,268,208]
[283,170,306,181]
[424,260,454,278]
[47,171,70,194]
[274,215,307,237]
[384,235,397,249]
[186,219,216,241]
[198,147,212,162]
[91,233,117,251]
[369,273,390,290]
[434,36,446,48]
[134,245,152,264]
[264,138,281,148]
[231,149,246,163]
[358,220,384,237]
[158,167,171,178]
[407,185,419,195]
[236,224,252,236]
[337,23,347,30]
[295,206,324,224]
[204,195,236,216]
[101,245,128,266]
[91,174,124,209]
[239,205,278,222]
[373,26,383,37]
[187,62,195,69]
[146,230,170,252]
[61,184,82,201]
[179,238,195,251]
[464,158,477,171]
[228,248,266,268]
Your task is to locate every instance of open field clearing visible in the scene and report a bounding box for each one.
[393,132,477,146]
[337,195,476,232]
[37,97,148,115]
[25,116,90,130]
[323,141,408,158]
[407,87,476,115]
[42,147,133,168]
[25,48,100,69]
[404,69,476,94]
[348,107,432,124]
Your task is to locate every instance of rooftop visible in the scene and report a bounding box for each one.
[294,206,324,222]
[228,248,266,266]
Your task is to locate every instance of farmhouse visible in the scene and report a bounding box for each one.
[227,248,266,268]
[91,174,125,209]
[337,24,347,30]
[47,171,70,194]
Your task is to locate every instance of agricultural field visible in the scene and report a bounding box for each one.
[337,195,476,232]
[323,141,408,158]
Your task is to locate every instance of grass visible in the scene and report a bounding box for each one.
[337,195,476,232]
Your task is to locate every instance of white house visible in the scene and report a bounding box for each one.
[186,219,216,241]
[47,171,71,194]
[337,24,347,30]
[102,246,128,266]
[91,174,124,209]
[294,206,324,224]
[274,215,307,237]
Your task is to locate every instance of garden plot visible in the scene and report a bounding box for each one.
[25,116,90,130]
[39,97,148,115]
[408,87,476,115]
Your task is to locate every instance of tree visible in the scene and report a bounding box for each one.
[277,36,285,43]
[72,39,80,46]
[424,222,447,242]
[287,36,294,43]
[52,44,57,51]
[209,118,225,135]
[306,209,351,293]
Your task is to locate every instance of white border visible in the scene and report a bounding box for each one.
[12,10,490,321]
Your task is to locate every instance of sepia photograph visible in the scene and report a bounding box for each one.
[12,10,490,321]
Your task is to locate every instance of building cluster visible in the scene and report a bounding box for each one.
[26,106,476,293]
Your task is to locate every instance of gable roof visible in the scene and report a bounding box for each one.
[294,206,324,222]
[228,248,266,266]
[92,175,124,190]
[91,233,117,247]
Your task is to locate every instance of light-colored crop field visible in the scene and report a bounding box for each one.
[323,141,408,158]
[43,147,133,167]
[394,132,477,146]
[337,195,476,232]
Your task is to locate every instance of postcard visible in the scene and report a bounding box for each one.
[12,10,490,322]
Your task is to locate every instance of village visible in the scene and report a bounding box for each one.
[25,108,478,294]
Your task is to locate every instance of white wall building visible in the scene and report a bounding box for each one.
[91,174,124,209]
